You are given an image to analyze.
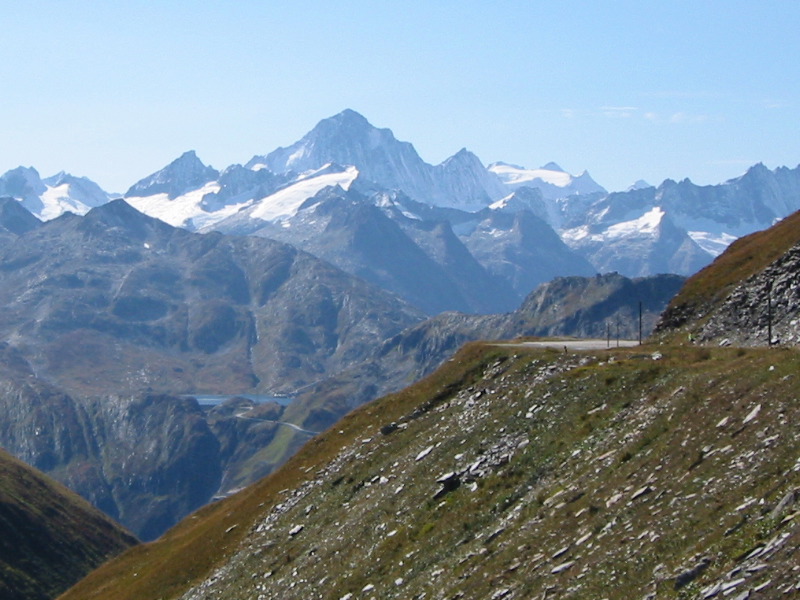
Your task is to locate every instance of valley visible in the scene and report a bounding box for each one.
[59,340,800,600]
[0,110,797,598]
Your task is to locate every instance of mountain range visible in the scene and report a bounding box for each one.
[0,195,682,541]
[0,110,798,598]
[5,109,800,315]
[59,210,800,600]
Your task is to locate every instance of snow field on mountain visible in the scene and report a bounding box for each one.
[40,184,97,220]
[489,162,573,188]
[250,165,358,223]
[126,182,231,229]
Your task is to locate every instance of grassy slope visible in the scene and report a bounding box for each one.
[61,341,800,599]
[0,448,137,600]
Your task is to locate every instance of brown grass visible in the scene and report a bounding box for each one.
[666,210,800,312]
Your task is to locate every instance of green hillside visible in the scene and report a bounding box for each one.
[0,448,136,600]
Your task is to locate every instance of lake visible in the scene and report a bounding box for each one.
[186,394,294,407]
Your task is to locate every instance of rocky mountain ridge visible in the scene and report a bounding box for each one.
[5,110,797,302]
[0,198,423,397]
[655,209,800,348]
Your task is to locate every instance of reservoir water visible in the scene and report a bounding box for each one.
[186,394,294,407]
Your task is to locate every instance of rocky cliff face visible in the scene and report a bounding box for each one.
[0,345,320,541]
[0,347,221,540]
[692,243,800,346]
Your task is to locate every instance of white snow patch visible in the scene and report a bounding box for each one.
[488,194,511,211]
[688,231,737,256]
[489,163,573,188]
[126,182,242,229]
[39,184,94,220]
[604,206,664,240]
[285,147,308,169]
[249,166,358,223]
[561,225,592,243]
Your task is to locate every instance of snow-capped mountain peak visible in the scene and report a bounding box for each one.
[0,166,111,221]
[243,110,509,211]
[249,109,402,176]
[125,150,219,200]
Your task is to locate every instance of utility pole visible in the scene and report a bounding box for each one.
[638,301,643,345]
[767,280,773,346]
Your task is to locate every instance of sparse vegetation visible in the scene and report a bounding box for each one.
[58,341,800,600]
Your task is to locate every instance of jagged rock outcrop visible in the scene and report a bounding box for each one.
[696,243,800,346]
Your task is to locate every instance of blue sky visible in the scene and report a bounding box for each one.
[1,1,798,193]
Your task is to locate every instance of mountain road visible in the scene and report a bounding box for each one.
[494,339,641,351]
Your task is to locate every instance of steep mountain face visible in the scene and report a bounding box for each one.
[0,195,42,237]
[215,185,521,314]
[460,208,597,295]
[563,207,713,276]
[125,150,220,199]
[0,339,319,541]
[0,352,217,541]
[0,199,422,397]
[248,109,507,211]
[61,339,800,600]
[0,445,136,600]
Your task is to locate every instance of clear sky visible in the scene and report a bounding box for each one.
[1,1,798,193]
